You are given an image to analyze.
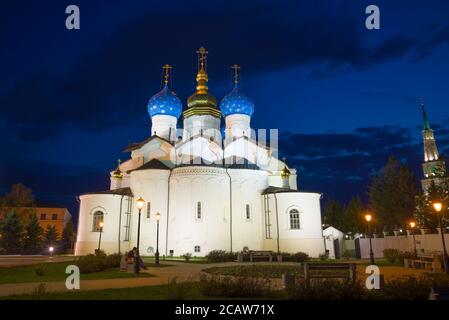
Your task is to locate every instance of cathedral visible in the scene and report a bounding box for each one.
[75,48,325,257]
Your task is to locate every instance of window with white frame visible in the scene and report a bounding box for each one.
[246,204,251,220]
[289,209,300,230]
[194,245,201,253]
[146,202,151,219]
[196,202,202,220]
[92,211,104,232]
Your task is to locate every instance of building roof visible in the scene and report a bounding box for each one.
[127,159,171,173]
[224,157,260,170]
[178,157,224,168]
[261,186,297,195]
[81,187,133,197]
[124,135,173,152]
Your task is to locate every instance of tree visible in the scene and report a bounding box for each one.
[368,156,419,231]
[3,183,34,207]
[0,209,23,254]
[23,213,43,254]
[43,225,59,250]
[414,180,449,230]
[323,199,345,231]
[344,196,366,233]
[60,220,75,254]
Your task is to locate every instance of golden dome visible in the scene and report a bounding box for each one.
[112,159,123,179]
[280,165,291,179]
[183,47,221,118]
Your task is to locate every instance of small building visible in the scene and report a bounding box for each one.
[323,226,345,259]
[0,206,72,237]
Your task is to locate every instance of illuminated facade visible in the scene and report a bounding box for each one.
[75,48,325,257]
[420,99,449,192]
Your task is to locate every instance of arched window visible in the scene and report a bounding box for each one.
[92,211,104,232]
[289,209,300,230]
[196,202,202,220]
[194,245,201,253]
[246,204,251,220]
[146,202,151,219]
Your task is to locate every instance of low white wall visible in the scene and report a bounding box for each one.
[357,234,449,259]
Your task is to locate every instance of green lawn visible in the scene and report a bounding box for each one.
[1,283,213,300]
[0,262,153,285]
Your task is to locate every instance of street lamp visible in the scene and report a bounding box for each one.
[135,197,145,274]
[49,246,54,256]
[409,221,417,256]
[97,221,104,253]
[155,212,161,266]
[433,201,449,274]
[365,214,375,265]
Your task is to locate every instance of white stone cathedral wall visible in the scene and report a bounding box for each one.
[262,192,325,257]
[183,115,222,144]
[75,194,131,256]
[129,169,170,256]
[167,166,230,256]
[229,169,268,252]
[150,114,177,141]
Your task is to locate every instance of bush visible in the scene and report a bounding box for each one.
[32,283,48,299]
[281,252,309,262]
[291,252,309,262]
[35,265,47,276]
[181,253,192,261]
[166,277,196,300]
[286,278,365,300]
[401,251,417,260]
[381,276,433,300]
[342,250,355,260]
[383,249,401,263]
[76,252,122,273]
[318,252,329,261]
[199,274,272,298]
[105,253,122,268]
[206,250,237,263]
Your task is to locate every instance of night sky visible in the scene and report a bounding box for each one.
[1,1,449,225]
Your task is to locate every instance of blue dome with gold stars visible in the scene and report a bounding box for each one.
[220,83,254,117]
[147,85,182,118]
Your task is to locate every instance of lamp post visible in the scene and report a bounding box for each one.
[365,214,375,265]
[136,197,145,252]
[135,197,145,274]
[433,202,449,274]
[155,212,161,266]
[409,221,417,256]
[97,221,104,253]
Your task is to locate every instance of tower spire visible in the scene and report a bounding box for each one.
[162,64,172,86]
[195,47,209,94]
[420,96,431,130]
[231,64,240,86]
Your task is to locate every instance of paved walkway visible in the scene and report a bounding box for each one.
[0,260,429,298]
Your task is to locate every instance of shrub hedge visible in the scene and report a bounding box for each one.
[76,251,122,273]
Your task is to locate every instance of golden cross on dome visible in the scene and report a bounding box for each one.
[197,47,208,70]
[162,64,172,85]
[231,64,240,84]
